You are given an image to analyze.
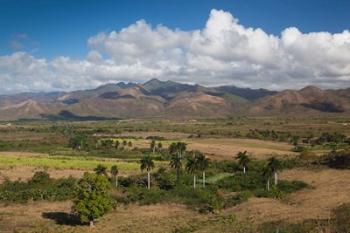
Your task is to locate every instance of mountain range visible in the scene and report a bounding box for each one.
[0,79,349,120]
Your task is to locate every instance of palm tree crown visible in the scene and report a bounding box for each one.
[195,151,209,188]
[111,165,118,177]
[267,157,281,173]
[169,142,187,157]
[186,156,198,174]
[94,164,108,176]
[235,151,250,173]
[170,154,182,170]
[186,152,202,189]
[236,151,249,166]
[196,152,209,172]
[140,155,155,172]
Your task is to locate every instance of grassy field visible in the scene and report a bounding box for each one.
[0,117,349,232]
[1,166,350,233]
[0,153,141,170]
[106,137,296,160]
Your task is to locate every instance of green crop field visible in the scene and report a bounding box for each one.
[0,153,164,171]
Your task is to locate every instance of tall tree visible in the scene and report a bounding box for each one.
[235,151,250,174]
[169,142,187,158]
[196,152,209,188]
[186,153,199,189]
[157,142,163,151]
[140,155,155,189]
[73,173,113,227]
[291,135,300,147]
[168,142,187,184]
[69,133,90,151]
[169,153,182,184]
[110,165,119,187]
[115,140,120,150]
[267,157,282,186]
[262,165,273,191]
[150,140,156,154]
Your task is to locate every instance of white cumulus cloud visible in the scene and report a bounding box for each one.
[0,9,350,94]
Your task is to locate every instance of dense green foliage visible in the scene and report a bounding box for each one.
[0,171,76,203]
[72,173,114,225]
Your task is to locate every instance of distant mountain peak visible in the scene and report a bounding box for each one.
[0,79,349,120]
[143,78,179,92]
[300,85,323,92]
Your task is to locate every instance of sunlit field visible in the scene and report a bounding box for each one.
[0,117,349,232]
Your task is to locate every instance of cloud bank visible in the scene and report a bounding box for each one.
[1,9,350,94]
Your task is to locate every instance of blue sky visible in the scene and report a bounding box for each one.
[1,0,349,58]
[0,0,349,93]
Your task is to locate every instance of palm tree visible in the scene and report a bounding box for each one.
[262,165,273,191]
[94,164,107,176]
[186,154,199,189]
[157,142,162,151]
[111,165,119,187]
[291,135,300,147]
[195,152,209,188]
[168,142,187,185]
[267,157,282,186]
[169,153,182,184]
[177,142,187,157]
[115,140,120,150]
[235,151,250,174]
[169,142,187,158]
[140,155,155,189]
[150,140,156,154]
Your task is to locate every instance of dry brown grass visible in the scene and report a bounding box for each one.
[228,168,350,224]
[130,137,295,160]
[186,138,295,160]
[1,168,350,232]
[0,166,86,183]
[0,202,207,233]
[117,131,191,140]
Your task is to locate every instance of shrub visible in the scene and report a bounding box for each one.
[72,173,114,226]
[277,180,308,193]
[224,191,253,208]
[320,150,350,169]
[0,172,77,203]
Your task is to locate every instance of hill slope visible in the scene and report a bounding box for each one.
[0,80,349,120]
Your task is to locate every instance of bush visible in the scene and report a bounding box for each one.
[217,171,266,192]
[224,191,253,208]
[253,186,283,199]
[0,171,77,203]
[277,180,308,193]
[117,183,224,213]
[291,146,306,152]
[321,150,350,169]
